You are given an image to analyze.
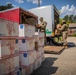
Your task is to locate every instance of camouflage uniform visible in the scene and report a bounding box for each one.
[58,20,68,46]
[39,17,47,45]
[55,24,61,35]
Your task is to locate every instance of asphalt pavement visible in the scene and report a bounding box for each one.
[31,37,76,75]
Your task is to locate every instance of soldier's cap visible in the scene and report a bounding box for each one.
[39,17,43,20]
[62,20,66,23]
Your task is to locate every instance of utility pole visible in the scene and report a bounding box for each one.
[38,0,40,7]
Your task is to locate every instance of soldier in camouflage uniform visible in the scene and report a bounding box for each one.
[57,20,68,48]
[36,17,47,45]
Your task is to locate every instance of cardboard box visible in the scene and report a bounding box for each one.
[36,50,41,58]
[39,32,44,38]
[38,47,44,54]
[41,54,45,62]
[38,47,45,62]
[35,32,39,42]
[20,63,33,75]
[0,55,19,75]
[10,69,20,75]
[0,39,19,59]
[17,38,35,51]
[19,51,35,66]
[39,37,44,46]
[26,64,33,75]
[20,67,26,75]
[19,24,35,37]
[0,19,18,36]
[33,57,42,70]
[32,50,37,62]
[35,32,44,47]
[35,32,39,50]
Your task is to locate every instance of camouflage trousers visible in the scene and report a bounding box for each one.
[62,31,68,46]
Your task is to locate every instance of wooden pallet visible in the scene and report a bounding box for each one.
[44,46,64,54]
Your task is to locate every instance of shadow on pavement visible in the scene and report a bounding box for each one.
[31,57,58,75]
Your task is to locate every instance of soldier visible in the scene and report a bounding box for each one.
[55,24,61,35]
[36,17,47,45]
[57,20,68,48]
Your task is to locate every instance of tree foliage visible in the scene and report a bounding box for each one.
[63,15,76,23]
[0,3,13,11]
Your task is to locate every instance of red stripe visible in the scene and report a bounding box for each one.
[18,37,34,40]
[19,50,35,54]
[0,53,19,61]
[39,37,44,39]
[0,36,18,39]
[0,36,35,39]
[6,67,19,75]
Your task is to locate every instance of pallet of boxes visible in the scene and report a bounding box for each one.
[18,9,45,75]
[18,24,36,75]
[19,25,45,75]
[0,19,20,75]
[0,7,45,75]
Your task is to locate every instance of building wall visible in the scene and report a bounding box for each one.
[68,27,76,36]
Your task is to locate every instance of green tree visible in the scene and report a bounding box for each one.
[63,15,76,23]
[73,15,76,23]
[59,18,63,24]
[63,15,69,22]
[68,15,73,23]
[6,3,13,9]
[0,3,13,11]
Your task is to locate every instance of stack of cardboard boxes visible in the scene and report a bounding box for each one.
[0,19,20,75]
[34,32,45,70]
[19,24,36,75]
[0,8,45,75]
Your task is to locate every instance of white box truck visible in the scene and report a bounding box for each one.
[28,5,59,37]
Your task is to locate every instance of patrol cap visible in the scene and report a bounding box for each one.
[39,17,43,20]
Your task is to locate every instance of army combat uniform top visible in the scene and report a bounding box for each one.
[58,24,68,46]
[40,21,47,32]
[39,21,47,45]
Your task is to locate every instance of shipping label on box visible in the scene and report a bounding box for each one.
[0,19,19,36]
[17,38,35,51]
[35,32,39,42]
[19,51,34,66]
[0,39,19,59]
[19,24,35,37]
[0,55,19,75]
